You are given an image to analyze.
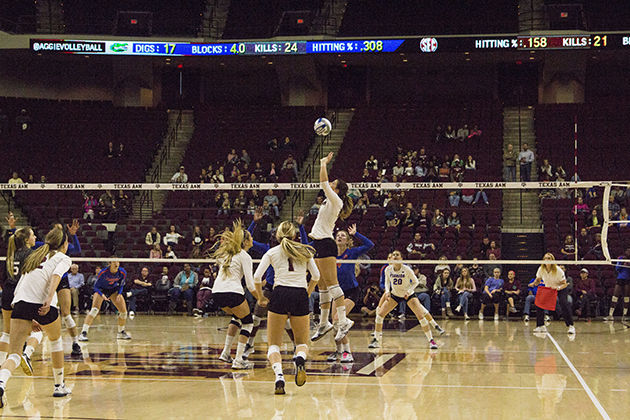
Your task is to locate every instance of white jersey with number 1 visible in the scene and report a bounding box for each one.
[13,251,71,307]
[254,245,320,289]
[384,264,419,298]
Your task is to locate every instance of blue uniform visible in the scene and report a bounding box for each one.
[34,234,81,256]
[336,233,374,292]
[94,267,127,296]
[247,221,308,287]
[379,264,388,290]
[615,260,630,281]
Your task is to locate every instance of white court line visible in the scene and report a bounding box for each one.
[547,333,611,420]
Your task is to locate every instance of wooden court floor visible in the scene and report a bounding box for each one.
[0,314,627,420]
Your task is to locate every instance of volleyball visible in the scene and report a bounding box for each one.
[314,117,332,136]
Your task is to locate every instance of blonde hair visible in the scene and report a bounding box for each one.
[541,252,558,274]
[276,221,315,263]
[212,220,248,273]
[455,268,474,290]
[22,227,67,274]
[6,227,32,277]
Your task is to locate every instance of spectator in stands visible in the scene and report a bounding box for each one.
[444,125,456,141]
[281,154,299,180]
[361,168,372,181]
[404,161,414,178]
[434,255,450,277]
[117,190,131,217]
[163,225,184,246]
[145,226,161,248]
[431,208,445,229]
[268,137,278,151]
[558,265,574,311]
[560,235,576,258]
[386,213,400,228]
[465,155,476,171]
[83,194,97,221]
[539,159,553,181]
[7,171,23,197]
[310,195,323,216]
[518,143,535,182]
[619,208,629,227]
[365,155,378,171]
[170,166,188,183]
[586,209,602,230]
[487,240,501,259]
[434,268,455,318]
[127,267,152,317]
[503,144,517,182]
[105,141,115,158]
[415,161,427,178]
[574,268,596,320]
[67,264,84,314]
[240,149,251,165]
[407,233,434,258]
[452,255,464,280]
[416,208,430,233]
[461,188,475,205]
[150,244,163,259]
[226,148,238,165]
[470,258,485,282]
[232,198,245,215]
[480,236,491,256]
[448,190,460,207]
[608,196,621,219]
[211,168,225,183]
[165,245,175,258]
[434,125,444,142]
[392,161,405,177]
[268,162,278,182]
[473,189,489,205]
[191,225,203,252]
[15,109,31,132]
[455,268,476,319]
[479,268,504,321]
[438,162,450,181]
[168,264,198,315]
[117,143,125,158]
[447,211,461,230]
[281,136,294,151]
[401,208,415,227]
[360,284,382,317]
[484,254,502,278]
[555,165,567,181]
[584,233,603,260]
[252,161,264,180]
[468,124,482,142]
[451,154,464,182]
[456,124,469,142]
[264,190,280,218]
[577,228,591,255]
[504,270,520,314]
[218,194,231,215]
[573,196,589,217]
[193,267,214,317]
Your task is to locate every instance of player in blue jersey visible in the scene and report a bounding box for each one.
[78,257,131,341]
[242,209,309,359]
[327,224,374,363]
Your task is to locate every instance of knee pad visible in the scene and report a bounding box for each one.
[229,317,242,328]
[7,353,20,366]
[50,337,63,353]
[329,285,344,301]
[240,322,253,337]
[252,315,262,327]
[267,345,280,358]
[319,289,331,305]
[89,307,100,318]
[118,312,127,321]
[420,318,429,327]
[63,315,76,329]
[612,296,619,303]
[29,330,43,345]
[0,332,10,344]
[285,319,292,330]
[625,297,630,303]
[375,314,384,325]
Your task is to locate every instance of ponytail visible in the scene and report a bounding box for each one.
[6,227,32,277]
[336,179,353,220]
[22,227,66,274]
[212,220,246,274]
[276,221,315,264]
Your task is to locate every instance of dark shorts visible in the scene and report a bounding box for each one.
[56,275,70,292]
[98,288,120,298]
[616,277,630,286]
[269,286,309,317]
[343,287,361,306]
[1,283,17,311]
[391,294,412,304]
[311,238,337,259]
[213,292,246,309]
[11,301,59,325]
[253,288,273,318]
[482,291,503,304]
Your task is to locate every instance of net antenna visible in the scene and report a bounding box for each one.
[606,182,630,266]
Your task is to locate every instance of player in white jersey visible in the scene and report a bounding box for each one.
[211,220,261,370]
[254,221,320,395]
[369,250,441,350]
[310,152,354,343]
[0,227,71,406]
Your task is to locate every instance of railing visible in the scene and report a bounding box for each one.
[0,191,12,212]
[137,109,183,220]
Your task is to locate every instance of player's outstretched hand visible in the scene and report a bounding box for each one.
[67,219,80,235]
[321,152,333,165]
[348,224,357,236]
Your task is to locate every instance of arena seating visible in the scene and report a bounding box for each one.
[338,0,518,36]
[585,0,630,31]
[0,0,36,32]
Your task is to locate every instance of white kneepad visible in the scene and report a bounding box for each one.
[0,332,10,344]
[267,345,280,358]
[329,285,344,301]
[63,315,76,329]
[89,307,99,318]
[375,314,384,324]
[50,337,63,352]
[319,289,331,304]
[419,318,429,327]
[29,330,43,344]
[118,312,128,321]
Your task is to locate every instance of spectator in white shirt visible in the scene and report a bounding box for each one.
[170,166,188,183]
[163,225,184,246]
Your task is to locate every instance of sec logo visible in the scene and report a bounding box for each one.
[419,38,438,53]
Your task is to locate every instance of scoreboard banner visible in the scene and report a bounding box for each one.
[30,34,630,56]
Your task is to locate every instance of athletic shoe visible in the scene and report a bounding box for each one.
[368,337,381,349]
[429,339,438,350]
[533,326,548,333]
[129,311,135,320]
[464,313,470,320]
[509,306,518,313]
[311,321,334,342]
[71,342,83,358]
[294,356,306,386]
[567,325,576,334]
[603,315,614,322]
[435,325,445,335]
[274,378,286,395]
[117,331,132,340]
[340,352,354,363]
[193,308,203,317]
[242,344,255,359]
[218,353,233,363]
[326,351,339,362]
[334,319,354,342]
[494,314,499,321]
[544,314,551,322]
[446,307,455,318]
[478,312,484,320]
[232,358,253,370]
[125,291,132,298]
[53,384,72,398]
[455,305,462,313]
[20,353,33,376]
[523,315,530,322]
[78,332,89,342]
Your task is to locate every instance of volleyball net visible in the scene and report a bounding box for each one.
[0,180,628,271]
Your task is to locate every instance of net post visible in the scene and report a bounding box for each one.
[601,182,612,262]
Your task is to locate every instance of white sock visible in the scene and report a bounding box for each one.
[336,305,347,324]
[222,335,236,355]
[72,335,78,344]
[0,352,7,364]
[247,335,255,347]
[296,351,307,361]
[0,368,11,386]
[272,362,283,379]
[429,319,438,328]
[118,325,124,333]
[446,302,451,308]
[336,341,343,352]
[52,367,64,386]
[235,341,246,361]
[375,331,382,340]
[320,307,330,326]
[81,324,90,334]
[24,345,35,358]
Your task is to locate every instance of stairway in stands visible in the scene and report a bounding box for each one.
[502,232,544,283]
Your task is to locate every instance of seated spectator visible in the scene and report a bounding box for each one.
[170,166,188,183]
[105,141,114,157]
[465,155,476,171]
[81,265,101,312]
[434,255,450,277]
[83,194,97,221]
[165,245,177,259]
[67,264,84,314]
[117,190,131,217]
[608,196,621,220]
[268,137,278,151]
[539,159,553,181]
[461,188,475,205]
[487,240,501,259]
[168,264,198,315]
[281,136,294,151]
[403,161,415,178]
[310,195,323,216]
[232,198,245,215]
[362,168,372,181]
[386,213,400,228]
[365,155,378,171]
[392,161,404,177]
[416,208,430,233]
[574,268,596,320]
[522,277,542,322]
[451,255,464,280]
[415,161,427,178]
[150,244,163,259]
[268,162,278,182]
[473,189,489,205]
[211,168,225,183]
[560,235,576,258]
[484,254,502,278]
[577,228,591,254]
[406,233,435,258]
[450,154,464,182]
[434,268,455,318]
[479,268,504,320]
[241,149,251,165]
[438,162,450,181]
[619,207,629,227]
[504,270,521,314]
[447,211,461,230]
[360,284,382,317]
[555,165,567,181]
[281,154,299,179]
[264,190,280,218]
[434,125,444,142]
[226,148,239,165]
[199,168,209,183]
[480,236,491,256]
[444,125,456,141]
[468,124,482,142]
[586,209,601,230]
[573,196,589,217]
[456,124,469,142]
[126,267,153,317]
[193,267,214,317]
[455,267,476,319]
[584,233,603,259]
[431,209,445,229]
[469,258,485,282]
[448,190,460,207]
[163,225,184,246]
[401,208,416,227]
